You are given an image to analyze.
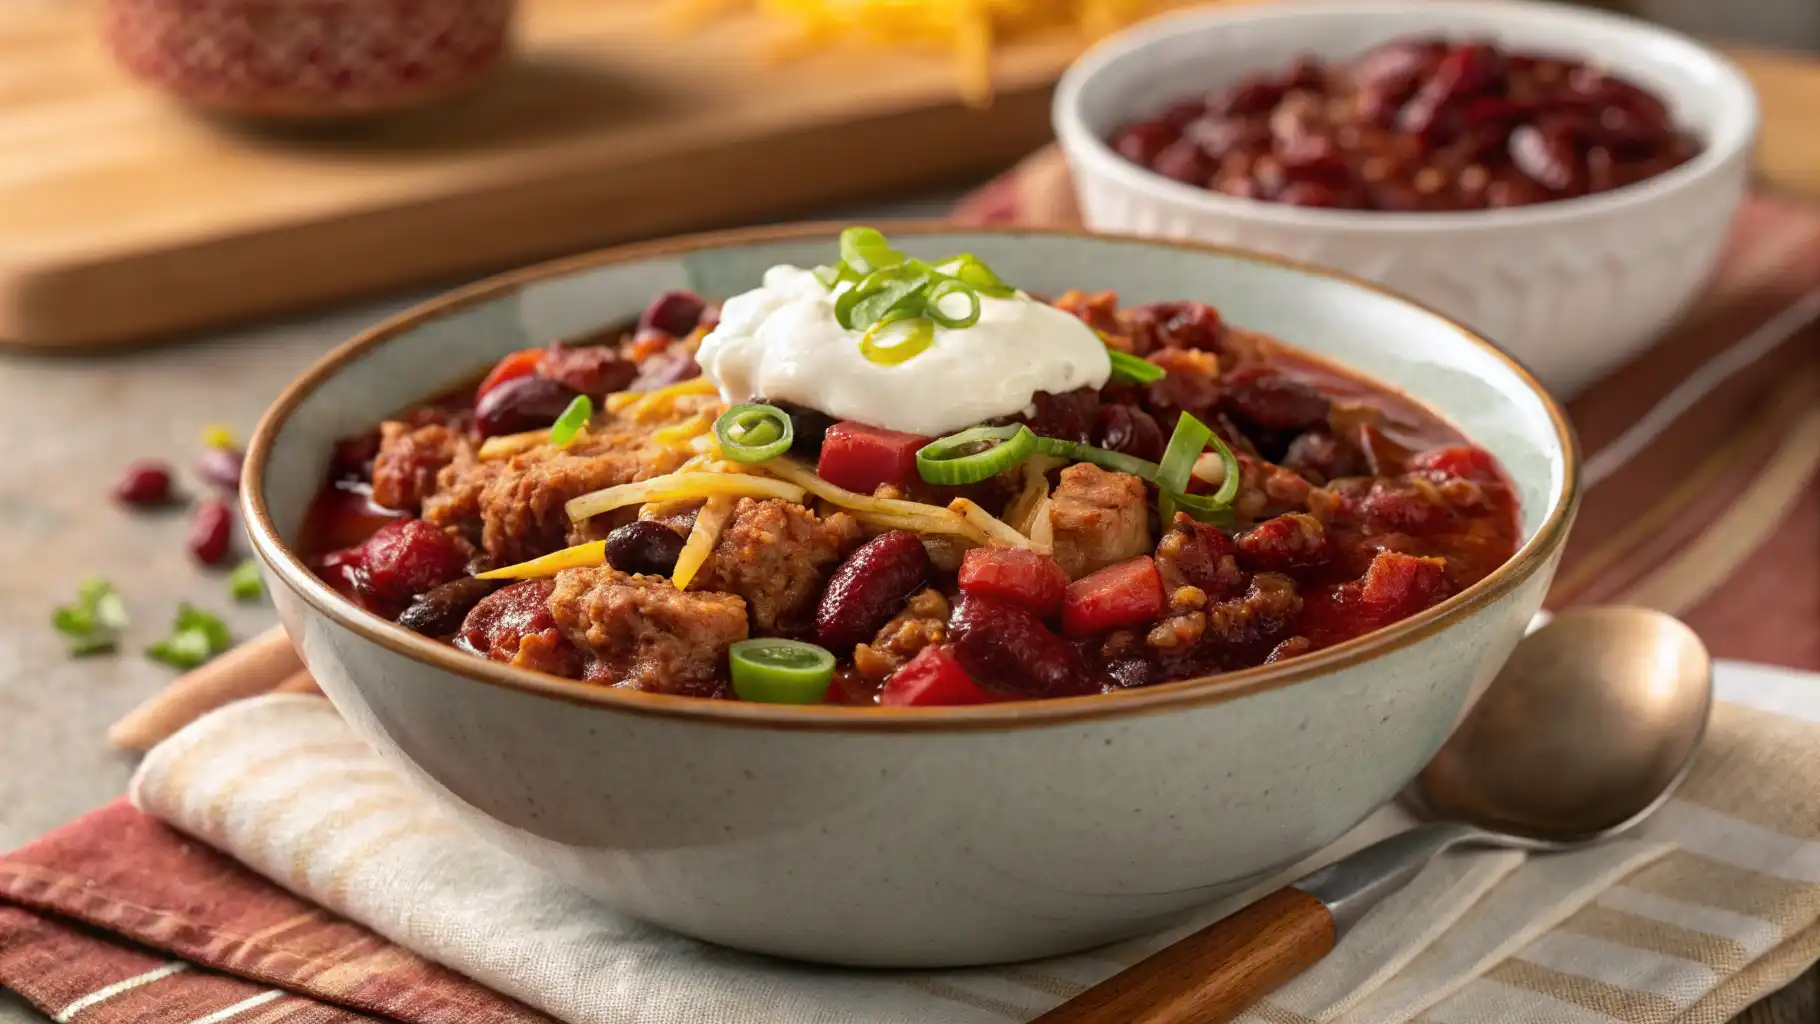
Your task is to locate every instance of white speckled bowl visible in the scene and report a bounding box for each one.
[244,224,1577,967]
[1054,0,1759,397]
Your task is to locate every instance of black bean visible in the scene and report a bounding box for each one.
[397,577,501,637]
[603,520,686,577]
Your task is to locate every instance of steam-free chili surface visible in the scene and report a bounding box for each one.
[301,282,1520,706]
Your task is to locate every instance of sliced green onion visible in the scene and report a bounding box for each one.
[1107,349,1165,385]
[813,263,860,289]
[839,226,907,276]
[916,423,1037,485]
[1156,414,1241,525]
[1157,412,1213,495]
[924,278,982,329]
[843,267,930,330]
[52,578,128,656]
[1032,436,1160,480]
[549,395,593,450]
[935,253,1015,297]
[714,404,795,463]
[228,559,265,602]
[859,314,935,366]
[729,638,836,704]
[146,603,232,670]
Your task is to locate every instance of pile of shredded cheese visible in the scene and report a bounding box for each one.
[668,0,1171,106]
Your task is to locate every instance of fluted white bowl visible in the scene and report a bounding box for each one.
[1054,0,1759,396]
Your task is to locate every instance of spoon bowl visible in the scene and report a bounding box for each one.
[1413,606,1713,842]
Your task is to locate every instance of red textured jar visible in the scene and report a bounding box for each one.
[101,0,516,119]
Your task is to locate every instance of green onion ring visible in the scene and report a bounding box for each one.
[841,267,928,330]
[858,314,935,366]
[935,254,1016,297]
[916,424,1037,485]
[839,227,906,276]
[1106,349,1166,385]
[924,279,982,329]
[729,638,836,704]
[714,404,795,463]
[549,394,593,450]
[1155,414,1242,525]
[1031,436,1160,480]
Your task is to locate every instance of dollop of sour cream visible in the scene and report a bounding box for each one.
[696,266,1112,437]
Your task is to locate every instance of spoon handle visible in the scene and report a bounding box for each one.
[1029,887,1335,1024]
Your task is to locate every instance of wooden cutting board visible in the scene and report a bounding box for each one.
[0,0,1204,351]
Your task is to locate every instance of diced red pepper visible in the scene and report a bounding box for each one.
[1061,556,1169,637]
[816,421,929,495]
[958,547,1069,619]
[1406,445,1501,485]
[881,646,998,707]
[475,348,546,401]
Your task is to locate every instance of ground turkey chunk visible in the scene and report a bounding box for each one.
[548,567,747,696]
[1048,464,1152,580]
[427,427,691,566]
[693,499,862,632]
[371,421,463,512]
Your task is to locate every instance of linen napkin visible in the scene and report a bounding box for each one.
[2,683,1817,1024]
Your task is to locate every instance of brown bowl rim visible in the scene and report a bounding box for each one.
[243,220,1581,733]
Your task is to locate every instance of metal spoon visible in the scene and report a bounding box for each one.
[1033,606,1712,1024]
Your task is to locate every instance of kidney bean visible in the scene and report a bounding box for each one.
[1151,139,1215,185]
[474,375,582,439]
[946,594,1096,698]
[815,531,930,654]
[1221,366,1331,431]
[397,577,500,637]
[196,447,244,494]
[602,520,686,577]
[356,518,469,603]
[114,459,174,506]
[539,341,638,397]
[1509,123,1582,192]
[1094,405,1165,463]
[1112,121,1178,165]
[188,499,234,565]
[1106,36,1699,212]
[638,290,708,338]
[629,347,701,391]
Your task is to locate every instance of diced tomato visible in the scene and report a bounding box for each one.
[816,422,929,495]
[1061,556,1169,637]
[881,646,998,707]
[1297,550,1451,647]
[958,547,1069,619]
[1406,445,1501,485]
[475,348,546,401]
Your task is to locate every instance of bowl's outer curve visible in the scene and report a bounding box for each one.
[249,226,1575,966]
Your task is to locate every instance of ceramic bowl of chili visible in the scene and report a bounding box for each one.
[242,223,1577,968]
[1053,0,1758,396]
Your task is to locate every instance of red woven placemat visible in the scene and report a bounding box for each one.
[955,149,1820,671]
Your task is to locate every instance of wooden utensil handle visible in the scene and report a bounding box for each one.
[1032,886,1335,1024]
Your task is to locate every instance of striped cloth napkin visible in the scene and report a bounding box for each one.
[0,680,1816,1024]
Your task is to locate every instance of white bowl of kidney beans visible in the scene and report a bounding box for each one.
[1053,0,1758,396]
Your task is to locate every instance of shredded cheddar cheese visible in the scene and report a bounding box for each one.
[607,378,719,421]
[669,0,1204,106]
[653,410,718,450]
[673,495,737,589]
[477,541,608,580]
[566,471,807,523]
